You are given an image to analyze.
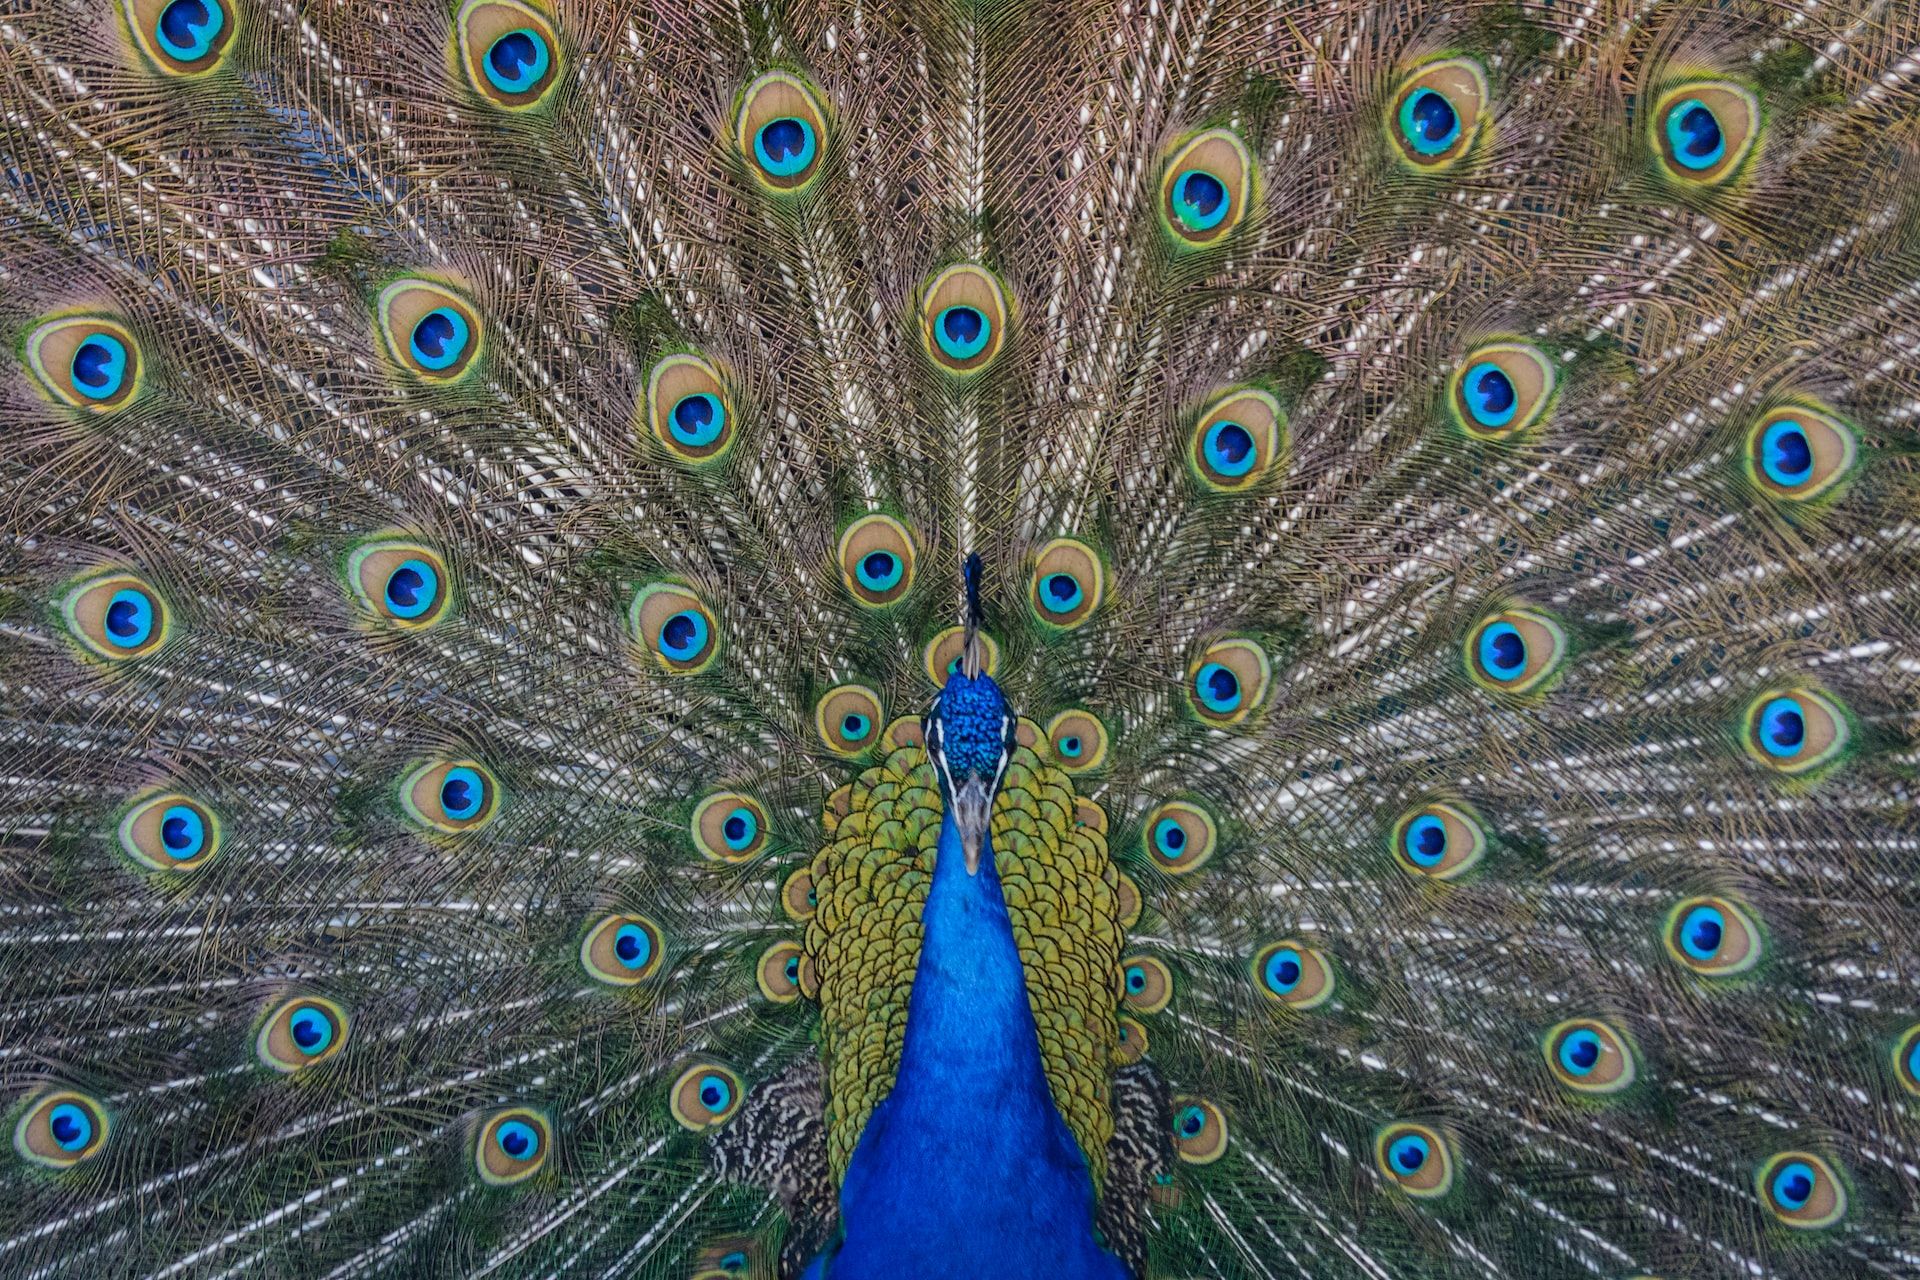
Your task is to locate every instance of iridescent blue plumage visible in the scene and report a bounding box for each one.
[808,794,1127,1280]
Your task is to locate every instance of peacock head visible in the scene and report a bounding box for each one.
[924,554,1017,875]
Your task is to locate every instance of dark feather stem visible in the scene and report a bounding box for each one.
[961,552,984,678]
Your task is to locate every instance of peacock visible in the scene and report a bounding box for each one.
[4,0,1920,1276]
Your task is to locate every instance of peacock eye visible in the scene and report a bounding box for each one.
[1466,607,1566,695]
[401,759,501,833]
[1744,402,1856,502]
[1543,1019,1636,1095]
[1664,896,1761,976]
[1740,687,1848,777]
[60,571,170,662]
[1893,1024,1920,1097]
[1756,1151,1846,1228]
[1158,128,1253,247]
[1653,81,1760,186]
[815,685,884,755]
[13,1090,109,1168]
[1142,801,1216,875]
[671,1062,745,1129]
[736,72,829,193]
[1190,388,1286,491]
[257,997,349,1072]
[920,265,1010,374]
[1028,539,1103,629]
[640,353,739,464]
[692,792,770,862]
[1390,801,1485,880]
[1375,1123,1453,1196]
[1119,955,1172,1014]
[1186,638,1270,726]
[1389,59,1489,170]
[376,279,482,382]
[1046,710,1108,773]
[1170,1097,1228,1163]
[756,940,806,1003]
[1113,1015,1149,1064]
[629,583,720,675]
[922,626,1001,687]
[118,792,221,873]
[1252,940,1334,1009]
[781,866,817,921]
[347,539,451,629]
[1448,342,1555,440]
[26,314,143,411]
[126,0,238,75]
[1111,869,1140,927]
[580,914,664,985]
[475,1109,551,1184]
[456,0,562,110]
[837,515,917,607]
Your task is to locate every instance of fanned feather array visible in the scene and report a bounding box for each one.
[3,0,1920,1277]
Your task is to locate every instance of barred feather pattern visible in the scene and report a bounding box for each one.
[2,0,1919,1278]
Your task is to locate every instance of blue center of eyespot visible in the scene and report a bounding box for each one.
[1203,421,1256,477]
[409,308,470,371]
[1906,1038,1920,1081]
[1760,419,1814,486]
[1154,818,1187,858]
[613,922,651,968]
[841,713,871,741]
[784,955,800,984]
[669,393,726,448]
[722,807,757,850]
[1389,1133,1429,1173]
[1265,949,1303,994]
[659,610,709,661]
[1400,88,1460,155]
[1040,572,1083,613]
[485,29,551,95]
[1404,814,1447,867]
[105,587,156,648]
[1666,100,1725,170]
[1175,1106,1206,1138]
[156,0,223,60]
[1758,696,1805,757]
[1772,1162,1815,1210]
[721,1251,749,1273]
[384,559,439,619]
[1125,966,1146,993]
[439,766,484,821]
[289,1007,332,1054]
[1172,169,1229,232]
[856,550,903,591]
[1558,1029,1602,1075]
[934,306,990,361]
[1464,363,1518,428]
[48,1104,92,1151]
[1478,621,1527,679]
[70,334,129,400]
[1059,735,1082,757]
[496,1119,538,1160]
[1680,905,1724,959]
[754,117,817,178]
[160,805,206,859]
[699,1075,732,1111]
[1196,662,1241,712]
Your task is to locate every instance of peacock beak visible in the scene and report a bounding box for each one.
[950,779,994,877]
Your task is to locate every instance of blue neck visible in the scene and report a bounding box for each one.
[810,813,1127,1280]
